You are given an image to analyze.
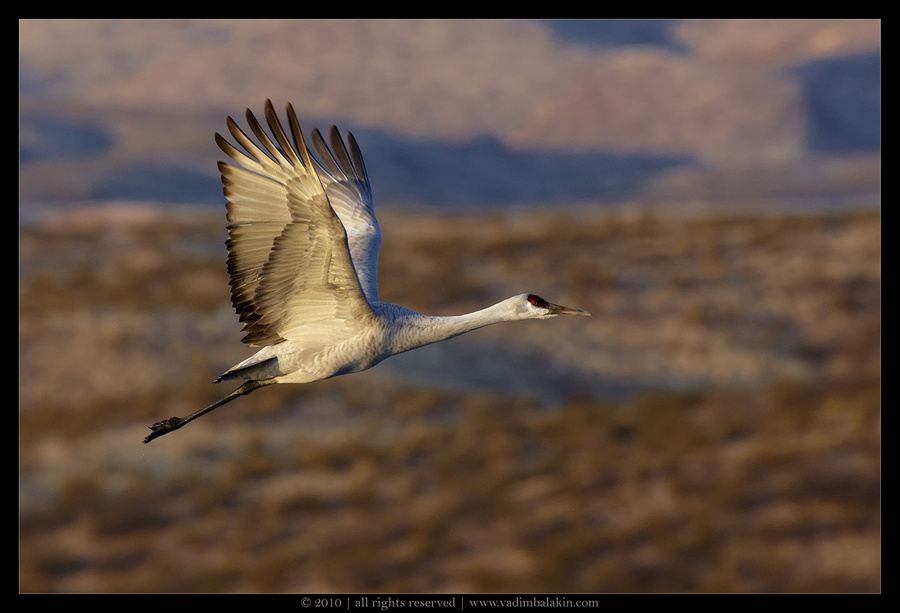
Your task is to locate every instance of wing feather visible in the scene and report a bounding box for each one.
[215,100,377,346]
[308,126,381,302]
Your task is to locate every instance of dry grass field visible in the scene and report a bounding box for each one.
[19,202,879,593]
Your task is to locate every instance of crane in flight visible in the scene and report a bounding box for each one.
[144,100,590,443]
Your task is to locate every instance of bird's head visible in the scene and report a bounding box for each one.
[511,293,592,320]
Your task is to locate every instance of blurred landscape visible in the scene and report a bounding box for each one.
[19,20,879,593]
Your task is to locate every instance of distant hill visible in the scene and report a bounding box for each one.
[19,19,880,209]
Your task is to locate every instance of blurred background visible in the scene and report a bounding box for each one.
[19,19,880,592]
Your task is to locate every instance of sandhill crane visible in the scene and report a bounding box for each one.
[144,100,590,443]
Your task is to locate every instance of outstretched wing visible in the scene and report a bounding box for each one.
[215,100,376,346]
[310,126,381,303]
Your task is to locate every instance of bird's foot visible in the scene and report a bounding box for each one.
[143,417,184,444]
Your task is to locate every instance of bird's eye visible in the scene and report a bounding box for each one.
[528,294,548,308]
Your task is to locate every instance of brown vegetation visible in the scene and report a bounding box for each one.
[19,203,879,592]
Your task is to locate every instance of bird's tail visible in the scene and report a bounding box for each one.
[214,356,281,384]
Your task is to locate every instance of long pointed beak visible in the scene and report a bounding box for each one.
[548,302,592,316]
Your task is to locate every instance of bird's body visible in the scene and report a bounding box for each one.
[217,296,569,386]
[144,101,590,443]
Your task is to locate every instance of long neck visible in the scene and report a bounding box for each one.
[380,300,518,356]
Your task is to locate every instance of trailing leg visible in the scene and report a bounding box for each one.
[143,380,273,444]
